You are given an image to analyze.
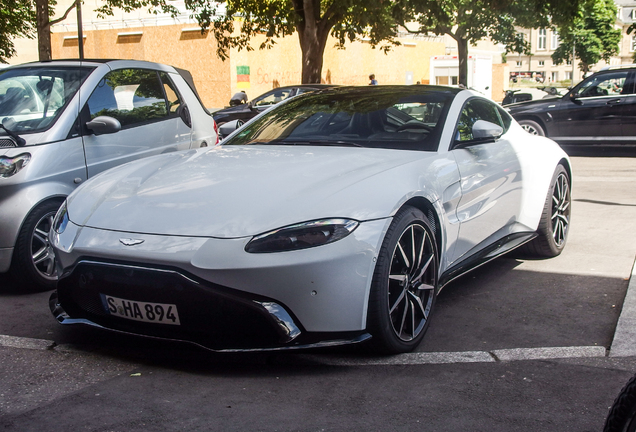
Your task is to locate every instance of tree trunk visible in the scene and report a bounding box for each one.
[299,33,327,83]
[295,0,331,84]
[457,37,469,87]
[36,0,51,61]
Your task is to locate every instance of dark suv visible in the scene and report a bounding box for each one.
[506,65,636,145]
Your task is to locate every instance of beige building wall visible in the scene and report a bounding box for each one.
[52,23,446,108]
[52,25,231,108]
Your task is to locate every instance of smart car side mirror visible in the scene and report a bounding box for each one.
[85,116,121,136]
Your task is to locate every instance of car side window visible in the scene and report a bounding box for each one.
[254,89,293,106]
[160,73,182,115]
[455,99,502,142]
[575,71,630,98]
[86,69,168,128]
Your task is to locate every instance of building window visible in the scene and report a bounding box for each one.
[631,35,636,52]
[538,60,545,67]
[565,71,572,80]
[516,61,522,67]
[538,29,547,50]
[551,71,559,82]
[551,32,559,50]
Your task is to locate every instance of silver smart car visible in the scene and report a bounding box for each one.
[0,59,218,290]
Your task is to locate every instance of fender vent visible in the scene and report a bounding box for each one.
[0,138,16,148]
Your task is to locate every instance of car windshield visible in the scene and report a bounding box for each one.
[0,66,94,134]
[223,86,456,151]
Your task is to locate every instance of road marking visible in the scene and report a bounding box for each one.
[0,334,55,350]
[609,255,636,357]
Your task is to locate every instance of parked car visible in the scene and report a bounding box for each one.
[0,59,218,290]
[49,85,571,354]
[212,84,336,137]
[506,64,636,144]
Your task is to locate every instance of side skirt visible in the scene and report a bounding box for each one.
[438,232,537,290]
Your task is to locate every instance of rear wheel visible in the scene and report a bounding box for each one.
[9,200,62,290]
[367,206,438,354]
[521,165,570,258]
[519,119,545,136]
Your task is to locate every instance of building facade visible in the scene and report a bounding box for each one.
[506,0,636,86]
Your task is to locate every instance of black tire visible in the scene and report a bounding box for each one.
[519,119,545,136]
[604,374,636,432]
[9,200,62,291]
[367,206,438,354]
[521,164,570,258]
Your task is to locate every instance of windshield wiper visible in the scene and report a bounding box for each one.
[0,119,26,147]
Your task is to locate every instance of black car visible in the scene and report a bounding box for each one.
[212,84,336,129]
[507,65,636,145]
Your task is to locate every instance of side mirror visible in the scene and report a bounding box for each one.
[472,120,503,140]
[218,119,244,139]
[86,116,121,135]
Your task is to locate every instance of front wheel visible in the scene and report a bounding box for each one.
[367,206,439,354]
[519,119,545,136]
[9,200,62,291]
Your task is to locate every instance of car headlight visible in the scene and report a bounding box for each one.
[0,153,31,178]
[245,219,359,253]
[52,201,69,234]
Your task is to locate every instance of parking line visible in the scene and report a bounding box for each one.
[609,255,636,357]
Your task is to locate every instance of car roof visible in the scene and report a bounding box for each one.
[4,59,178,72]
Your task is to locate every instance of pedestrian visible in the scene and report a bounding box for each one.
[369,74,378,85]
[229,90,248,106]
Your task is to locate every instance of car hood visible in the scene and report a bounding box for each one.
[66,145,441,238]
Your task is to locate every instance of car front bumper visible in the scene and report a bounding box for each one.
[50,218,391,349]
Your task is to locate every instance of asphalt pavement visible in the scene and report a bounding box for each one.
[0,148,635,431]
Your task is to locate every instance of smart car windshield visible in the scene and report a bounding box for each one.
[223,87,456,151]
[0,66,94,134]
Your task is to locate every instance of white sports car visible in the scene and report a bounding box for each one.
[49,86,571,354]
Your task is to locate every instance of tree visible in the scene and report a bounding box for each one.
[96,0,403,84]
[0,0,37,63]
[397,0,583,86]
[34,0,90,61]
[551,0,621,74]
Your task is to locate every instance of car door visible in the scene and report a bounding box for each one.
[448,98,523,265]
[81,68,192,177]
[554,70,631,140]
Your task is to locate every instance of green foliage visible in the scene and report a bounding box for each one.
[551,0,621,73]
[0,0,37,63]
[399,0,582,85]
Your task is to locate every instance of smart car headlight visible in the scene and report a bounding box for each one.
[0,153,30,178]
[245,219,359,253]
[52,201,69,234]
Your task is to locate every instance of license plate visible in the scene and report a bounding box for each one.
[101,294,181,325]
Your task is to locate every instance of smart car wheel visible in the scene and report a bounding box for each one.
[367,206,438,354]
[519,119,545,136]
[522,165,570,258]
[10,200,61,290]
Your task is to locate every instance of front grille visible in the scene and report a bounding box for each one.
[57,261,287,350]
[0,138,16,148]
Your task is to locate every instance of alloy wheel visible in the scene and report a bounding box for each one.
[387,223,436,341]
[30,211,58,281]
[551,172,570,247]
